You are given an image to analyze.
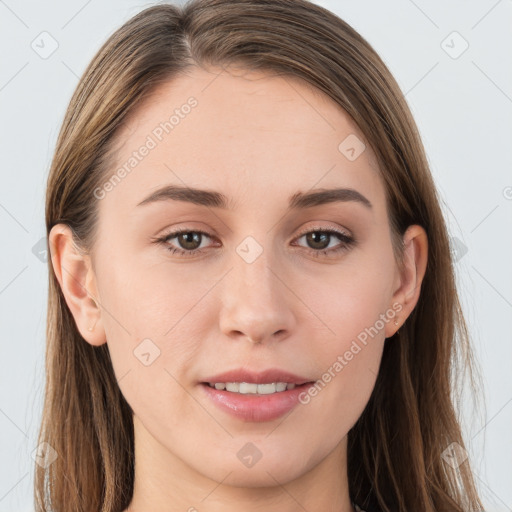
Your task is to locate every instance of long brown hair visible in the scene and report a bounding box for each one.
[37,0,485,510]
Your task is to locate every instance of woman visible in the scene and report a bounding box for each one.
[36,0,485,511]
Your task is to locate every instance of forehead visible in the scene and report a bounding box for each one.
[101,65,385,214]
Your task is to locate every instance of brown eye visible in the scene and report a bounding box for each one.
[158,229,215,257]
[174,231,203,251]
[293,228,356,258]
[156,227,355,259]
[304,231,331,250]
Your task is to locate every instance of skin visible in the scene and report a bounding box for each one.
[49,65,428,512]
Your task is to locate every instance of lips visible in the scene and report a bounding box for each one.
[200,368,313,386]
[198,368,317,422]
[200,380,317,422]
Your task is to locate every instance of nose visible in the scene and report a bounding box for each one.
[218,255,296,346]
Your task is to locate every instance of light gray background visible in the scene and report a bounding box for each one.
[1,0,511,510]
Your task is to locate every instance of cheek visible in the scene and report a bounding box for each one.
[300,255,393,344]
[98,249,209,336]
[295,257,391,415]
[96,253,220,391]
[96,259,205,431]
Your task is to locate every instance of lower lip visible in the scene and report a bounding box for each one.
[200,382,316,422]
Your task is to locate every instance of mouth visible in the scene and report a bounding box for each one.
[197,368,317,421]
[199,380,317,422]
[199,368,314,388]
[200,381,315,395]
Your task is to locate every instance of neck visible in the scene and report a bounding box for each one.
[125,414,355,512]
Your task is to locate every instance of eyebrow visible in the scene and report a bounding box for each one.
[136,185,373,210]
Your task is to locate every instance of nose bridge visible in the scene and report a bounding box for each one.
[218,234,295,343]
[229,235,283,309]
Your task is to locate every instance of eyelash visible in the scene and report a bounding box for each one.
[155,227,356,259]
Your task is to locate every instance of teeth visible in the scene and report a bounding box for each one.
[208,382,297,394]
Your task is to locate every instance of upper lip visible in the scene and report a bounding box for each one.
[201,368,313,385]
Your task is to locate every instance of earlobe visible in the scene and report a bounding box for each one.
[48,224,107,346]
[386,224,428,338]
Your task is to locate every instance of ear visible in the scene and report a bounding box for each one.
[48,224,106,346]
[385,224,428,338]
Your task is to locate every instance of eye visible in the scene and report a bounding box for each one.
[154,226,356,259]
[292,227,355,258]
[156,229,216,257]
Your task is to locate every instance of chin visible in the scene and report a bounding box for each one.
[212,463,304,489]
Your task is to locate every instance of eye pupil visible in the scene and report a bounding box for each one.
[306,231,330,250]
[178,232,201,250]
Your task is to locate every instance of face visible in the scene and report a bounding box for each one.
[70,66,408,487]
